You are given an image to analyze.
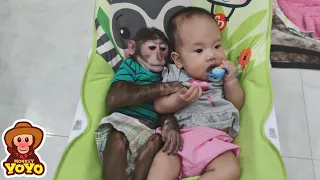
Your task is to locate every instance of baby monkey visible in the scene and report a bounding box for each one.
[95,27,183,180]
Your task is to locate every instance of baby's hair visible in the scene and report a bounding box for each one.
[166,7,216,51]
[133,27,169,56]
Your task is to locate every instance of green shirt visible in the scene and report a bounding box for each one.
[111,58,161,125]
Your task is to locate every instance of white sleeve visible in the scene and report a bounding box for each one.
[162,64,179,82]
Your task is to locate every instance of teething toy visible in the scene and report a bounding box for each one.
[207,49,252,82]
[208,67,227,82]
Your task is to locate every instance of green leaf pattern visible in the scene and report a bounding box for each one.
[214,7,267,80]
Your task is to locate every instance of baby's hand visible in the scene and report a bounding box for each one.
[220,60,237,82]
[178,85,202,104]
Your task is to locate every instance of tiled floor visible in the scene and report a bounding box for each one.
[271,68,320,180]
[0,0,320,180]
[0,0,94,179]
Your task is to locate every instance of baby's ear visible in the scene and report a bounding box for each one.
[171,52,183,68]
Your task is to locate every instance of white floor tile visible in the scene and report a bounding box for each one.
[301,70,320,160]
[0,0,94,136]
[271,68,312,158]
[314,160,320,180]
[0,130,68,180]
[283,157,315,180]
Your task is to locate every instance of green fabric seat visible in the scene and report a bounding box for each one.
[53,0,288,179]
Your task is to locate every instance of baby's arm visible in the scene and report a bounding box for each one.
[224,79,244,110]
[221,60,245,110]
[154,93,185,114]
[154,85,202,114]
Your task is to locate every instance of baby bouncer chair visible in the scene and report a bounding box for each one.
[53,0,288,179]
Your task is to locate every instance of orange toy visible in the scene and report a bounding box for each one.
[237,48,251,70]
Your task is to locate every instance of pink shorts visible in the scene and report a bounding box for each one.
[156,126,240,178]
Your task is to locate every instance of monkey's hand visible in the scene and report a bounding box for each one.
[158,114,183,155]
[107,81,184,112]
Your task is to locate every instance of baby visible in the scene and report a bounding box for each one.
[147,7,244,180]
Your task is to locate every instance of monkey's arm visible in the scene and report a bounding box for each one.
[107,81,183,112]
[157,113,184,155]
[153,92,187,114]
[157,113,178,127]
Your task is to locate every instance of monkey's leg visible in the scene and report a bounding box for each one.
[103,129,129,180]
[131,133,162,180]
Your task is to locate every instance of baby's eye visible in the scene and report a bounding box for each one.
[148,46,156,50]
[215,45,221,49]
[194,49,203,54]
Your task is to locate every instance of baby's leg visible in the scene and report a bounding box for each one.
[147,151,181,180]
[132,133,162,180]
[199,151,240,180]
[103,128,129,180]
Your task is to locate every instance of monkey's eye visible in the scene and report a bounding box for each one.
[147,42,157,51]
[160,47,167,51]
[18,137,21,142]
[25,137,29,142]
[160,44,167,52]
[148,46,156,51]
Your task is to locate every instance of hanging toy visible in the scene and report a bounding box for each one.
[237,48,252,71]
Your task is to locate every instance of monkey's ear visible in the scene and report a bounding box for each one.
[125,40,136,58]
[171,52,183,68]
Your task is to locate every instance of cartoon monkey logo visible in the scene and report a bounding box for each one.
[1,120,47,178]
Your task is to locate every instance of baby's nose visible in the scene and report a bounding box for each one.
[207,50,216,60]
[207,54,216,61]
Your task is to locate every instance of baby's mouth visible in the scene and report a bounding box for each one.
[206,65,217,73]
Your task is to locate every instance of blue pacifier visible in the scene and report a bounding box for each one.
[208,67,227,82]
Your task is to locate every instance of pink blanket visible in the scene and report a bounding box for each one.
[277,0,320,39]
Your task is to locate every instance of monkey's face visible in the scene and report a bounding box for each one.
[13,134,33,154]
[136,39,168,73]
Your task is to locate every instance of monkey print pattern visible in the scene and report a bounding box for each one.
[96,0,193,71]
[95,19,123,71]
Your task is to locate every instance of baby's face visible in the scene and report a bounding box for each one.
[174,16,226,81]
